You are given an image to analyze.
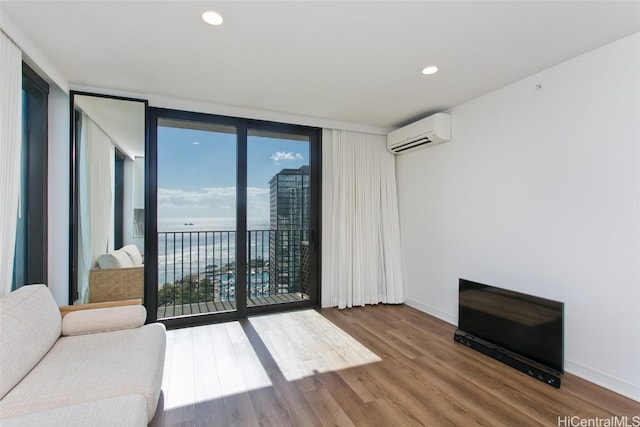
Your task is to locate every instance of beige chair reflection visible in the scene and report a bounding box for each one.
[89,245,144,303]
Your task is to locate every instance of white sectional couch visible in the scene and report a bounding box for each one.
[0,285,165,426]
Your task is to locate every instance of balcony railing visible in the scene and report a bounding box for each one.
[157,229,309,318]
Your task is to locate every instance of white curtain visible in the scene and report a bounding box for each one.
[77,113,115,303]
[0,32,22,297]
[328,129,405,308]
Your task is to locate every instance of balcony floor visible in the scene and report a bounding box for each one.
[157,293,308,319]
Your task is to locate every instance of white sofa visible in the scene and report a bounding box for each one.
[0,285,165,426]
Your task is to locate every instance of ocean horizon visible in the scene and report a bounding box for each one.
[158,216,270,232]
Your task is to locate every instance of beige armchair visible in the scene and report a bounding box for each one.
[89,245,144,303]
[89,266,144,303]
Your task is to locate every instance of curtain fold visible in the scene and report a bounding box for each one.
[328,129,404,308]
[77,113,115,303]
[0,32,22,297]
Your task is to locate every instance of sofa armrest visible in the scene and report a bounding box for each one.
[59,299,142,318]
[60,303,147,336]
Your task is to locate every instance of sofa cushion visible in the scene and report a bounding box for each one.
[0,285,61,399]
[0,394,148,427]
[97,249,133,269]
[62,305,147,336]
[0,323,166,421]
[121,244,143,266]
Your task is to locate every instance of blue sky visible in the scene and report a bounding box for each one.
[157,125,308,229]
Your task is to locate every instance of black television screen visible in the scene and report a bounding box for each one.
[458,279,564,373]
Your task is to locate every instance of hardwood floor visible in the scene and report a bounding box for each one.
[149,304,639,427]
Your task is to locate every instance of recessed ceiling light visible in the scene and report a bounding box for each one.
[422,65,439,75]
[202,10,223,26]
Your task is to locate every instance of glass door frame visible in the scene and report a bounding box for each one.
[146,107,321,328]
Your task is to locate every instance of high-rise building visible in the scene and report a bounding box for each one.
[269,165,310,295]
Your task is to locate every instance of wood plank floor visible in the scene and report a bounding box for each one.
[149,304,639,427]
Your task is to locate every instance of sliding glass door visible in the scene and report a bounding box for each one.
[246,130,311,307]
[147,109,320,327]
[154,118,238,320]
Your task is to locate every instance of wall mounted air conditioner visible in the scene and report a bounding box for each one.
[387,112,451,154]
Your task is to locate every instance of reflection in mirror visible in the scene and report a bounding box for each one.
[72,94,146,305]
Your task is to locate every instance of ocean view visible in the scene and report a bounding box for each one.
[158,217,271,284]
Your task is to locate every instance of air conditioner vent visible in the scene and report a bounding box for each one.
[392,137,433,153]
[387,113,451,154]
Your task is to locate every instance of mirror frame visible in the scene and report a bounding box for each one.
[68,91,149,306]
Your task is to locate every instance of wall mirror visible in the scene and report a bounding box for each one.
[70,92,147,305]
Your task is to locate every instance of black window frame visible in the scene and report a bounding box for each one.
[147,108,322,328]
[13,63,49,290]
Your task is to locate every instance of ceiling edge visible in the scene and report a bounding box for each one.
[71,84,392,136]
[0,7,69,93]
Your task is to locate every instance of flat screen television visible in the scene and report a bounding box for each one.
[457,278,564,374]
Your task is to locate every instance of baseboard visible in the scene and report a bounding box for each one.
[565,360,640,402]
[404,298,457,326]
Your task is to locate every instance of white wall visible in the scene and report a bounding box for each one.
[397,33,640,401]
[47,86,70,305]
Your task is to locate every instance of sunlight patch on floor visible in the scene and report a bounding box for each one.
[249,310,381,382]
[163,322,272,409]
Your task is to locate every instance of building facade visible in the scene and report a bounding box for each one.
[268,165,310,295]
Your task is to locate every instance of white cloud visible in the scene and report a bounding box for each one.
[270,151,303,162]
[158,186,270,221]
[247,187,269,197]
[158,187,235,216]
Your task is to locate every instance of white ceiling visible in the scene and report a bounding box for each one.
[2,1,640,129]
[74,94,145,158]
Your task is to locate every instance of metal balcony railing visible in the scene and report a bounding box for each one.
[157,229,309,318]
